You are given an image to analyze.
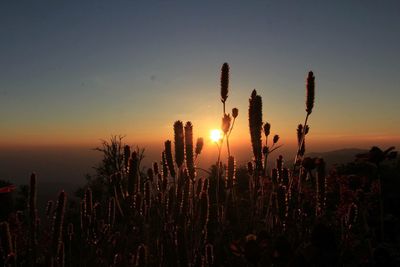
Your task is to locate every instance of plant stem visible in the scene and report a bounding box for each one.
[226,135,231,157]
[226,118,236,158]
[291,113,309,187]
[216,140,223,213]
[294,113,309,166]
[264,137,269,177]
[223,102,226,115]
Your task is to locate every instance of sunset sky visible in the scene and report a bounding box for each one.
[1,1,399,163]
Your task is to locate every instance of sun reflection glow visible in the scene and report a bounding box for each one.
[210,129,222,143]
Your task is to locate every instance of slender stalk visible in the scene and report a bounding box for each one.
[263,137,269,177]
[215,140,223,213]
[227,117,236,138]
[225,117,236,158]
[225,134,230,157]
[290,113,309,190]
[294,113,309,168]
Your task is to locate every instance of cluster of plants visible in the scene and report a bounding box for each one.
[0,63,399,266]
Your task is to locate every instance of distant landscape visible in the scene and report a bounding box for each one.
[0,146,370,188]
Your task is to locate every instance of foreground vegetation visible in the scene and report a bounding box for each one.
[1,64,399,266]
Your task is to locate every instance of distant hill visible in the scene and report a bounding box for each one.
[307,148,368,168]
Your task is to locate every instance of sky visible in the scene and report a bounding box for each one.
[1,1,400,179]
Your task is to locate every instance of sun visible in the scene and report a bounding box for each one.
[210,129,223,143]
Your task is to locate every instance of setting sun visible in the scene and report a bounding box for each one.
[210,129,223,143]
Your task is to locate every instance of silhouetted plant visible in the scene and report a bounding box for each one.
[185,122,196,180]
[294,71,315,169]
[174,121,185,169]
[220,62,229,114]
[249,89,263,172]
[195,138,204,159]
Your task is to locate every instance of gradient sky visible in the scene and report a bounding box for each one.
[1,0,399,156]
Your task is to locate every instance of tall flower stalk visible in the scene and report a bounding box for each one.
[249,89,263,172]
[174,121,185,170]
[195,138,204,160]
[262,123,271,176]
[220,63,229,114]
[164,140,176,178]
[294,71,315,169]
[185,122,196,180]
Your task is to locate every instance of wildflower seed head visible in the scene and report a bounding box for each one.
[297,124,303,144]
[263,122,271,138]
[174,120,185,168]
[273,134,279,144]
[221,113,232,134]
[306,71,315,114]
[251,89,257,98]
[249,90,263,169]
[195,137,204,156]
[232,107,239,119]
[164,140,176,178]
[185,121,196,179]
[220,63,229,104]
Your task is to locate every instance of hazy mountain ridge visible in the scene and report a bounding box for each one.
[307,148,369,167]
[1,147,370,188]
